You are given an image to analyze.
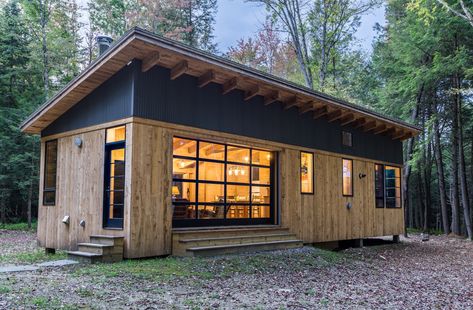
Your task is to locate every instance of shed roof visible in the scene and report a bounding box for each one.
[21,27,421,140]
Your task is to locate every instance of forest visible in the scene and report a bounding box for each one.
[1,0,472,239]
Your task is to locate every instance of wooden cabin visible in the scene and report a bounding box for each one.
[21,28,420,260]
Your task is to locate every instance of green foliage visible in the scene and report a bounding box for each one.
[0,220,37,230]
[0,249,66,264]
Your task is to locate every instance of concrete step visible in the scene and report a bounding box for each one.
[179,233,298,247]
[67,251,102,264]
[186,239,303,257]
[89,235,124,246]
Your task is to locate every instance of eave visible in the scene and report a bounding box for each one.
[21,27,421,141]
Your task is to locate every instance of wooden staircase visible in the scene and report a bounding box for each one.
[172,226,303,256]
[67,235,124,263]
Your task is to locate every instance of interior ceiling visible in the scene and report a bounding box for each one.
[21,28,421,141]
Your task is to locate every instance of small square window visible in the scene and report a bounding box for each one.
[342,131,352,147]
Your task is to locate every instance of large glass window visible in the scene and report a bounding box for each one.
[43,140,58,205]
[301,152,314,194]
[172,137,274,224]
[342,159,353,196]
[385,165,401,208]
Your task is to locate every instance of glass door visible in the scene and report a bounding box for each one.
[103,126,126,229]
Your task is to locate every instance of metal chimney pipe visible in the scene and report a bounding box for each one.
[96,35,113,56]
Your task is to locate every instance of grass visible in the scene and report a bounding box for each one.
[75,247,345,282]
[0,221,37,231]
[0,249,66,264]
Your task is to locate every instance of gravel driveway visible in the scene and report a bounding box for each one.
[0,230,472,309]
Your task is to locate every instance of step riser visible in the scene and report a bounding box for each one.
[89,237,124,247]
[174,228,290,240]
[180,234,298,248]
[67,253,122,264]
[77,245,122,256]
[189,241,303,257]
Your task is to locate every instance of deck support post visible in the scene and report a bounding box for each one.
[45,248,56,255]
[393,235,400,243]
[353,239,364,248]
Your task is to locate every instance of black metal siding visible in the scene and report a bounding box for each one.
[133,61,403,164]
[41,64,134,137]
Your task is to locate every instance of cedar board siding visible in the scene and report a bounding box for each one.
[38,119,404,257]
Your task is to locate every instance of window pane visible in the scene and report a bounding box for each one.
[173,204,196,219]
[198,161,224,182]
[227,164,250,183]
[251,186,271,204]
[342,159,353,196]
[252,150,271,166]
[199,141,225,161]
[375,164,384,208]
[227,205,250,219]
[172,181,196,202]
[173,158,196,180]
[227,146,250,163]
[198,183,224,203]
[385,166,401,208]
[226,185,250,202]
[342,131,352,147]
[173,137,197,157]
[106,126,126,143]
[252,205,270,218]
[198,205,225,219]
[301,152,314,193]
[44,141,58,189]
[43,191,56,205]
[251,167,270,185]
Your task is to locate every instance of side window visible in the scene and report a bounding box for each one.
[342,131,352,147]
[300,152,314,194]
[374,164,384,208]
[385,166,401,208]
[342,159,353,196]
[43,140,58,205]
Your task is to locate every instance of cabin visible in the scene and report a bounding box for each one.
[21,28,420,260]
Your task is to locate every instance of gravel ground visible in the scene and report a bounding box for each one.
[1,230,472,309]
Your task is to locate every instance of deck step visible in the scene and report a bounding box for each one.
[77,243,114,255]
[180,233,298,247]
[67,251,102,264]
[89,235,124,246]
[186,239,303,257]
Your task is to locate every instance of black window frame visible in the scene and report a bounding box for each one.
[374,163,385,208]
[300,151,314,195]
[342,158,354,197]
[172,136,276,227]
[385,165,402,209]
[43,140,58,206]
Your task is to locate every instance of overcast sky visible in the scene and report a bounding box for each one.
[215,0,386,53]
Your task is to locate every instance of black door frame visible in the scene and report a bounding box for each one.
[103,141,125,229]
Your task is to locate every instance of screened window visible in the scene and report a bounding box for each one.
[43,140,58,205]
[374,164,384,208]
[172,137,274,223]
[342,131,352,147]
[385,165,401,208]
[301,152,314,194]
[342,159,353,196]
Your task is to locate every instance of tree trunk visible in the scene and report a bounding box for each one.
[40,0,49,95]
[456,75,473,239]
[451,79,461,235]
[403,85,422,236]
[433,102,449,234]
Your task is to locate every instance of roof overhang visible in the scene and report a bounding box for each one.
[21,27,421,140]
